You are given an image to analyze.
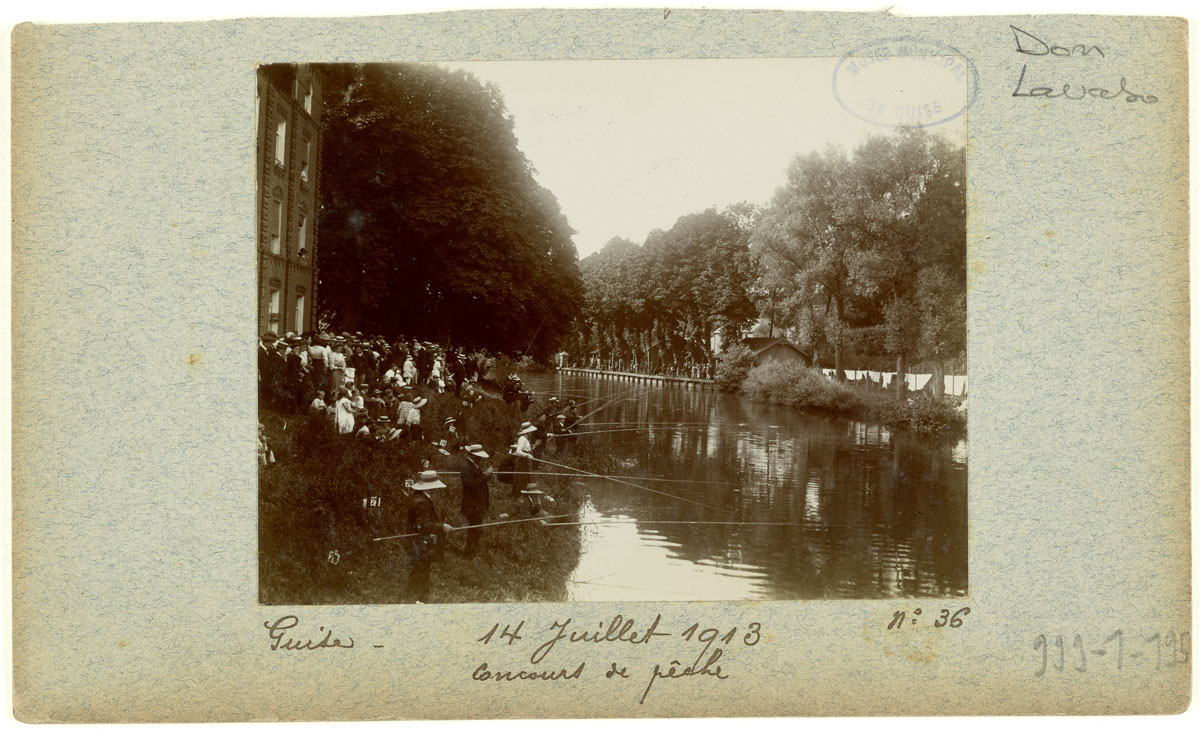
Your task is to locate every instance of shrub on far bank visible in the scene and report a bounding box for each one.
[714,343,757,392]
[740,360,859,415]
[737,360,967,439]
[876,397,966,439]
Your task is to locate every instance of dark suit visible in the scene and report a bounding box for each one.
[406,491,443,602]
[459,457,490,556]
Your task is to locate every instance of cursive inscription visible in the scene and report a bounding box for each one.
[529,614,670,664]
[473,662,587,682]
[640,650,729,704]
[1007,25,1157,105]
[1011,64,1157,104]
[474,616,760,704]
[1011,25,1104,58]
[264,615,355,651]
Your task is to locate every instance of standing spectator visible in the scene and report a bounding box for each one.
[458,444,492,558]
[334,387,356,435]
[406,396,427,442]
[402,353,416,386]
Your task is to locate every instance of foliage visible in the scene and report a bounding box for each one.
[713,343,757,392]
[876,397,966,439]
[749,127,966,375]
[573,206,759,371]
[739,360,860,415]
[313,63,583,358]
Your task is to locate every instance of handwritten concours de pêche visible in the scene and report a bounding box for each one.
[264,614,762,705]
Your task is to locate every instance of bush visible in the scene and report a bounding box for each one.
[714,343,756,392]
[876,396,966,439]
[740,360,860,415]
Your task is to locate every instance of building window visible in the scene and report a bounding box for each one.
[294,292,306,333]
[303,85,313,114]
[270,200,283,254]
[274,118,287,166]
[300,138,310,183]
[268,285,282,334]
[297,214,308,255]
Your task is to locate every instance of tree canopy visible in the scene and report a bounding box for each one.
[573,207,758,371]
[572,127,964,388]
[315,63,583,359]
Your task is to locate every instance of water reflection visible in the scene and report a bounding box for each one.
[527,374,967,601]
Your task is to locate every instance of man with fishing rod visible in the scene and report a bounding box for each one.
[510,420,540,496]
[404,470,456,604]
[458,444,492,558]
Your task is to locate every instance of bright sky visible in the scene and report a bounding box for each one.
[446,58,967,258]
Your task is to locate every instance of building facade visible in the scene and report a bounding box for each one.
[256,64,323,335]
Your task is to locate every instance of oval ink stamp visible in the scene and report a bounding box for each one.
[833,37,980,128]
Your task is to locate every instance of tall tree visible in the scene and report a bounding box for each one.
[315,63,583,358]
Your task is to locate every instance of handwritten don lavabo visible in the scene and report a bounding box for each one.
[472,615,763,704]
[1009,25,1158,103]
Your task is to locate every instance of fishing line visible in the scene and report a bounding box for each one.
[532,455,728,513]
[372,513,573,542]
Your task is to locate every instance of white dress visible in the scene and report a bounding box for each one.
[335,397,356,434]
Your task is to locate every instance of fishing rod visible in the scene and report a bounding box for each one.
[434,470,742,487]
[548,519,800,528]
[372,513,573,542]
[532,455,728,514]
[573,387,650,425]
[569,382,649,408]
[572,421,714,427]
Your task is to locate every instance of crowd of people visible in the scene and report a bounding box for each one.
[258,329,583,603]
[565,353,714,380]
[258,330,489,427]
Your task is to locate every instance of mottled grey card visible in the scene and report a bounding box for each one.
[10,9,1190,721]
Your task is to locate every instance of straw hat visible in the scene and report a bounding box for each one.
[410,470,446,491]
[413,397,428,408]
[520,486,545,496]
[443,416,456,426]
[518,421,537,435]
[464,444,489,458]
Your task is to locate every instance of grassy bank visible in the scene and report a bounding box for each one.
[739,360,966,439]
[259,392,586,604]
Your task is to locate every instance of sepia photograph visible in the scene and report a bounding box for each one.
[11,5,1191,720]
[256,58,969,605]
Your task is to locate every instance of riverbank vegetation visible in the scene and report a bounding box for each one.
[735,359,965,439]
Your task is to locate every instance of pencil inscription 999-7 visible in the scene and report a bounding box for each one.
[1032,630,1190,678]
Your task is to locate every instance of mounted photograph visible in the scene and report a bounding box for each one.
[256,58,968,605]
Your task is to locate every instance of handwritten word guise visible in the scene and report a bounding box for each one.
[264,615,355,651]
[1012,65,1157,104]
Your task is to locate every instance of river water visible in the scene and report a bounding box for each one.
[522,372,967,601]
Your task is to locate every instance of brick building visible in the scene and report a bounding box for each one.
[256,64,323,335]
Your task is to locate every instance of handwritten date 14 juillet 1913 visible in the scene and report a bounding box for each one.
[475,615,761,704]
[1032,630,1190,678]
